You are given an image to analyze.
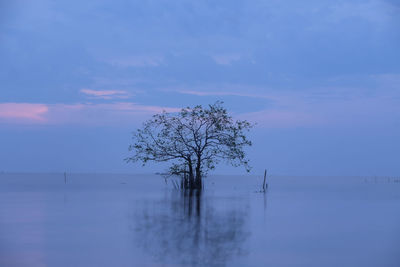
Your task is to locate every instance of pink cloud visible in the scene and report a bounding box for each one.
[0,102,180,125]
[80,89,130,99]
[0,103,48,122]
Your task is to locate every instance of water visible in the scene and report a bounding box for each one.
[0,173,399,267]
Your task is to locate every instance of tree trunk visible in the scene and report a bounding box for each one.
[188,159,195,189]
[195,158,202,190]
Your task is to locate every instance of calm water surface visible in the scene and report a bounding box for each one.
[0,173,399,267]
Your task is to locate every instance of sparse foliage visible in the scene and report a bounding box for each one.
[126,101,253,189]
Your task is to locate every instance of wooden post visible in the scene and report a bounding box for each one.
[263,169,267,191]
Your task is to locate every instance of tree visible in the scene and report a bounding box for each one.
[126,101,253,189]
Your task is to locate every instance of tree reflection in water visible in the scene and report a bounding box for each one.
[131,189,250,266]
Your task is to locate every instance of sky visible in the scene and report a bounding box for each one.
[0,0,399,176]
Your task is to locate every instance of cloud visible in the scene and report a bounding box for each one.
[106,55,164,67]
[105,102,180,113]
[47,102,181,125]
[178,90,246,97]
[67,103,183,126]
[0,102,180,125]
[239,89,400,129]
[327,0,397,26]
[80,89,130,99]
[212,54,241,65]
[174,88,279,100]
[172,82,400,129]
[0,103,48,122]
[239,109,320,128]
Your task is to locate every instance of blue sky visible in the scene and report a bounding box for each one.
[1,0,399,175]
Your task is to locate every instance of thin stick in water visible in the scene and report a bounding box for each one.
[263,169,267,191]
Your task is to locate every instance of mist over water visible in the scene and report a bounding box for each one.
[0,173,399,266]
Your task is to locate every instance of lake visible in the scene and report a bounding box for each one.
[0,173,399,267]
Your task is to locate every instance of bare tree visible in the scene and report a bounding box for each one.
[125,101,253,189]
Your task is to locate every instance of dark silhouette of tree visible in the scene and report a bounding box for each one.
[126,101,253,189]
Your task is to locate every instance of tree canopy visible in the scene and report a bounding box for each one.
[126,101,253,189]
